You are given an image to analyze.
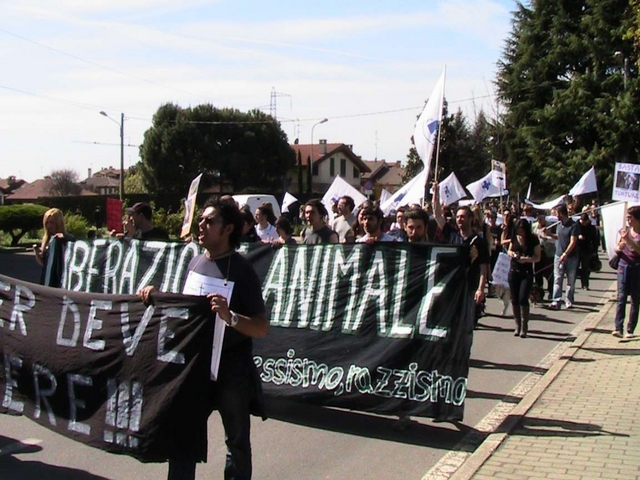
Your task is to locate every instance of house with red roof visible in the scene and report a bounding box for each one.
[289,140,371,194]
[7,177,97,203]
[361,160,405,195]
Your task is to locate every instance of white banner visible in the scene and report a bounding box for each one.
[491,160,506,189]
[491,252,511,287]
[612,162,640,202]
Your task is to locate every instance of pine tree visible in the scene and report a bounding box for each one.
[496,0,640,199]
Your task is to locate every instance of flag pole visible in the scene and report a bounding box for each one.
[432,66,447,184]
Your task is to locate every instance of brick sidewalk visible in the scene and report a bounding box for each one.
[470,303,640,480]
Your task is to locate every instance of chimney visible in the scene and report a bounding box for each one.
[88,168,92,179]
[319,139,327,155]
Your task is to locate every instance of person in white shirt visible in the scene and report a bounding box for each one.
[356,204,397,243]
[254,205,279,242]
[331,195,356,242]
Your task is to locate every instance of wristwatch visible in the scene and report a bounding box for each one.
[228,310,239,328]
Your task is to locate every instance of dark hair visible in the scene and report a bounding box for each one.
[305,199,328,218]
[275,217,293,236]
[580,213,590,223]
[126,202,153,221]
[203,196,243,248]
[456,206,473,218]
[360,204,384,221]
[257,204,277,224]
[514,218,535,246]
[240,209,256,227]
[629,205,640,221]
[556,204,568,217]
[404,208,428,225]
[340,196,355,211]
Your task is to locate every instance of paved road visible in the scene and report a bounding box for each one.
[0,250,616,479]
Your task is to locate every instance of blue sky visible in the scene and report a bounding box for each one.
[0,0,516,183]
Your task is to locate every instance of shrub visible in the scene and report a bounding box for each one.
[64,213,90,239]
[154,204,189,238]
[0,204,49,246]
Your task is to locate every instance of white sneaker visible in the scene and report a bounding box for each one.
[565,301,573,309]
[625,332,634,339]
[612,330,623,338]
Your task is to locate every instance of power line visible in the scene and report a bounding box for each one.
[0,27,228,105]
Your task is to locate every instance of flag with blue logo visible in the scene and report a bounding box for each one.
[438,172,467,206]
[413,68,446,182]
[466,171,504,203]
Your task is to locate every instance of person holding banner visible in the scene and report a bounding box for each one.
[139,196,268,480]
[404,208,430,242]
[507,218,541,337]
[254,204,279,242]
[356,204,397,243]
[34,207,75,286]
[331,195,356,242]
[302,199,339,244]
[612,206,640,338]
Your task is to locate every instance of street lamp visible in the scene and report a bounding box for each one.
[99,111,125,201]
[309,118,328,194]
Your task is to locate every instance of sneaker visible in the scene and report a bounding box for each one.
[612,330,623,338]
[625,332,635,339]
[565,301,573,309]
[550,302,560,310]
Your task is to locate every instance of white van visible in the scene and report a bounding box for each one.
[233,194,282,218]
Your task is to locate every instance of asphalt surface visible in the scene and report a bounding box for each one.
[0,250,616,480]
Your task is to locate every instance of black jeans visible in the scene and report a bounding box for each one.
[167,355,256,480]
[509,269,534,307]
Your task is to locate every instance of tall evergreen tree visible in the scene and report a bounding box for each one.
[496,0,639,199]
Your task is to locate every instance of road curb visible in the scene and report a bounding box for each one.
[447,287,617,480]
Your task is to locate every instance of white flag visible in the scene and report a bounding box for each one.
[524,195,566,211]
[439,172,467,206]
[466,171,503,203]
[568,166,597,196]
[321,176,367,223]
[379,188,392,206]
[281,192,298,213]
[413,67,446,181]
[380,169,427,215]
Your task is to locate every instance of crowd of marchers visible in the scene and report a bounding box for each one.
[29,187,639,480]
[242,187,613,340]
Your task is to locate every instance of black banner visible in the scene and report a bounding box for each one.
[56,239,474,421]
[0,274,214,462]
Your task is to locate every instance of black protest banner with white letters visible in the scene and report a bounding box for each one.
[57,239,474,421]
[0,274,214,463]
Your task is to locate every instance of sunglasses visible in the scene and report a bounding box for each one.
[199,215,223,226]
